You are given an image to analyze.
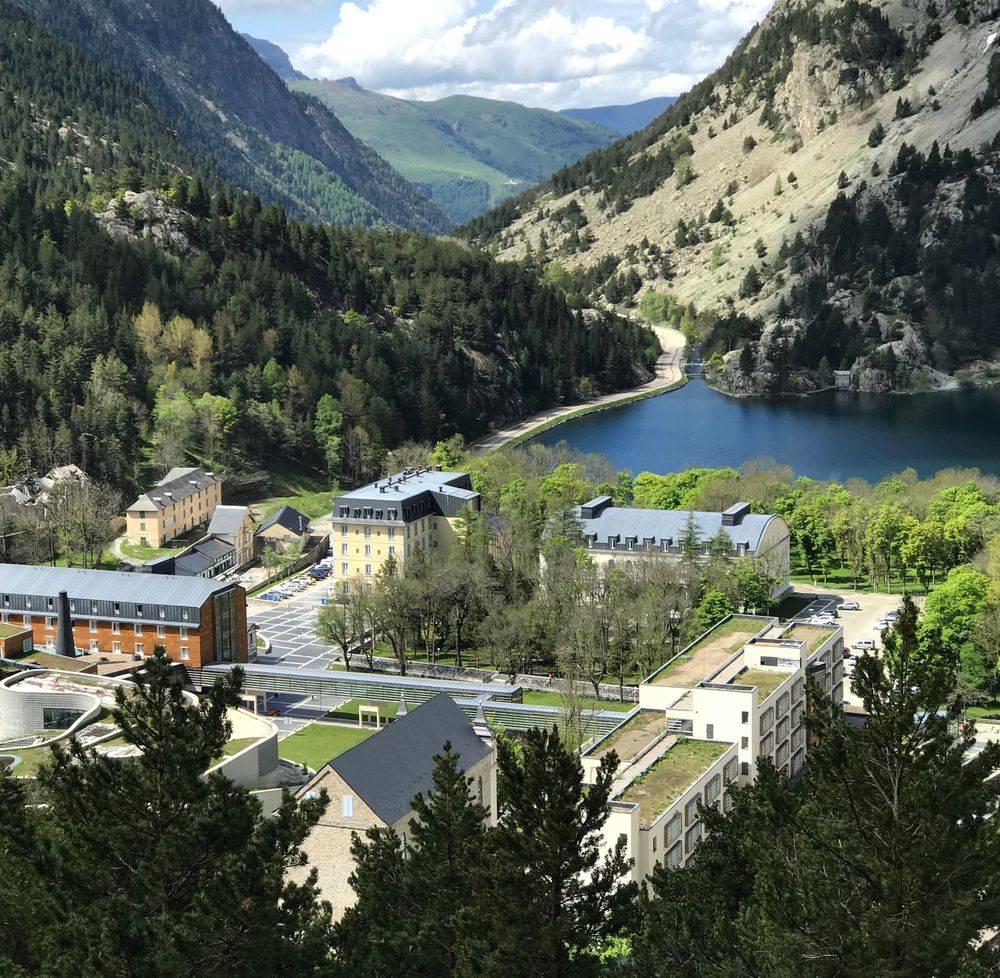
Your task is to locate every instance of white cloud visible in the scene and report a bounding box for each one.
[294,0,775,109]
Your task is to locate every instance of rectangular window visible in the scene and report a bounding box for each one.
[89,640,99,652]
[364,545,371,556]
[365,564,372,576]
[685,798,699,827]
[112,622,121,635]
[341,543,348,555]
[212,589,238,664]
[667,842,683,869]
[342,562,349,575]
[45,617,54,630]
[666,813,682,846]
[134,624,142,636]
[157,625,166,638]
[342,795,354,818]
[112,641,122,653]
[705,723,714,739]
[134,643,144,655]
[388,528,396,539]
[180,627,188,640]
[180,647,190,661]
[89,620,97,633]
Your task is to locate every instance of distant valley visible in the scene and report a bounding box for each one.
[291,77,620,223]
[560,96,677,135]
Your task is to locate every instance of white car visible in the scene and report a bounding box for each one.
[811,614,837,625]
[840,601,860,611]
[854,639,877,652]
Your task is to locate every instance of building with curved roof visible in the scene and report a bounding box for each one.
[572,497,790,597]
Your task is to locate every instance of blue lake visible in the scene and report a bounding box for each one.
[531,380,1000,481]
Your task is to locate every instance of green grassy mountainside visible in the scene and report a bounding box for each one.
[293,77,618,223]
[560,96,678,135]
[10,0,448,232]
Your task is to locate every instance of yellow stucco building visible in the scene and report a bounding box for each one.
[331,467,481,589]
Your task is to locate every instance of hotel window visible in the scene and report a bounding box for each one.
[22,614,30,626]
[89,640,99,652]
[388,528,396,539]
[111,622,121,635]
[182,609,189,621]
[389,546,396,557]
[134,643,144,655]
[342,562,349,575]
[364,545,372,557]
[364,526,372,538]
[112,641,122,653]
[342,795,354,818]
[180,647,190,661]
[341,524,348,535]
[45,617,54,630]
[341,543,348,555]
[365,564,372,576]
[89,620,98,633]
[25,599,31,609]
[159,608,166,619]
[134,624,142,635]
[91,604,97,614]
[180,627,188,639]
[157,625,166,638]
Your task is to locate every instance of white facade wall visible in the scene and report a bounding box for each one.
[0,678,101,739]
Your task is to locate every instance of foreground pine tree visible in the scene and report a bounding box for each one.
[332,745,488,978]
[630,595,1000,978]
[461,727,635,978]
[0,649,333,978]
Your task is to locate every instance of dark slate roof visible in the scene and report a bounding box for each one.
[575,505,783,553]
[128,467,220,513]
[173,537,234,576]
[257,505,310,537]
[329,693,490,825]
[0,563,233,607]
[207,505,250,537]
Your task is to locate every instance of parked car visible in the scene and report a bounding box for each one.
[840,600,861,611]
[812,614,837,625]
[854,639,877,652]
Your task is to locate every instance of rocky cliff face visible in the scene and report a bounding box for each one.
[11,0,448,232]
[466,0,1000,394]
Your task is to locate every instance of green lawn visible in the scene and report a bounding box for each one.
[255,469,338,520]
[119,540,176,562]
[326,699,399,724]
[791,566,927,597]
[278,723,374,770]
[521,690,635,712]
[619,739,730,825]
[0,622,26,639]
[1,745,53,778]
[966,702,1000,721]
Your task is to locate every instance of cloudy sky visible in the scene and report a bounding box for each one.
[216,0,774,110]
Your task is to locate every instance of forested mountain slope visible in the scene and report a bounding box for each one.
[292,78,618,223]
[10,0,448,232]
[465,0,1000,394]
[0,1,658,496]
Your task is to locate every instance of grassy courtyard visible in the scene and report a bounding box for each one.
[255,469,338,520]
[277,722,374,770]
[520,690,635,713]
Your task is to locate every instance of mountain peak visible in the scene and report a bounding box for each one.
[335,76,365,91]
[241,33,308,81]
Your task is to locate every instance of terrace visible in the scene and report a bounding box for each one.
[781,623,835,653]
[728,667,789,700]
[617,738,731,826]
[589,709,665,762]
[650,618,767,687]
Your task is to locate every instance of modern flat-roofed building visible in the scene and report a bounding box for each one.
[125,467,222,548]
[331,468,481,588]
[585,615,844,883]
[573,497,791,597]
[0,564,248,667]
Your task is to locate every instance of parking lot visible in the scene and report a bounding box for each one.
[784,585,919,708]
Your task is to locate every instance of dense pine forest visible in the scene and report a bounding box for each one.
[0,2,658,494]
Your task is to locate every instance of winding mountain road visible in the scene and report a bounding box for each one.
[473,325,686,453]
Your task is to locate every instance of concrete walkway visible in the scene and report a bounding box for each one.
[472,325,686,453]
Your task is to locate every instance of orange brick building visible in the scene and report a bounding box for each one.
[0,564,248,668]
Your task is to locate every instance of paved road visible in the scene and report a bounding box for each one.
[471,325,686,453]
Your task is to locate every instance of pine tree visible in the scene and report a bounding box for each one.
[0,649,333,978]
[332,745,488,978]
[460,728,635,978]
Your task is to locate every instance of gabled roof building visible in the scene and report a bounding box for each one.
[295,693,497,916]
